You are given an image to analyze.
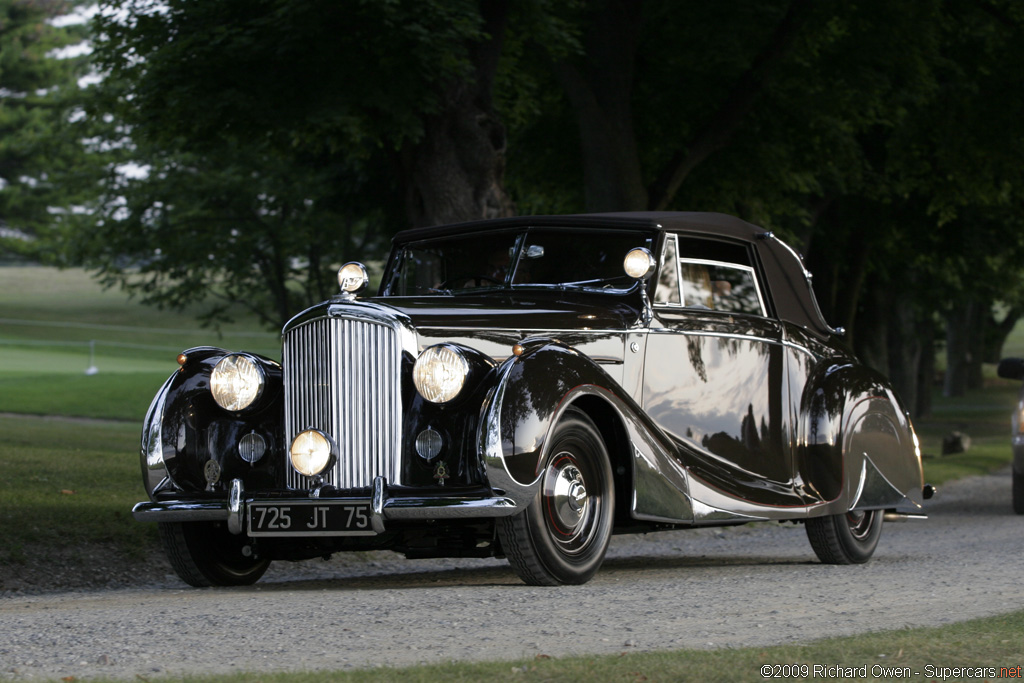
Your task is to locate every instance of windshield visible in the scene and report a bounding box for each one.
[382,228,655,296]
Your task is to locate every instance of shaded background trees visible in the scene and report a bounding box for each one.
[27,0,1024,415]
[0,0,95,261]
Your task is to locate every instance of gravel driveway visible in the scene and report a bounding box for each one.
[2,466,1022,681]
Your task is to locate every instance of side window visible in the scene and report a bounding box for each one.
[654,234,680,304]
[654,235,766,317]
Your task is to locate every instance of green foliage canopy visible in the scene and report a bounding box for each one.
[0,0,93,261]
[65,0,1024,409]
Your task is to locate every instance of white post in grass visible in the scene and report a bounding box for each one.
[84,340,99,375]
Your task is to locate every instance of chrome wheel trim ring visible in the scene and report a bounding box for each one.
[542,451,596,554]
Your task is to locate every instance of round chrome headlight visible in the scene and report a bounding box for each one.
[338,262,369,295]
[413,345,469,403]
[210,354,265,412]
[289,429,335,477]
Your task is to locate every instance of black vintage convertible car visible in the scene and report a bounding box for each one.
[134,212,931,587]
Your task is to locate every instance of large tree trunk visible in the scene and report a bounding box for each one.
[554,0,812,214]
[853,269,933,417]
[646,0,812,210]
[404,0,516,227]
[552,0,647,211]
[916,323,936,418]
[944,300,983,397]
[984,306,1022,364]
[886,289,927,417]
[854,282,889,378]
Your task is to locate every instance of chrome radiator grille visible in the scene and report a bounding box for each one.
[283,316,402,490]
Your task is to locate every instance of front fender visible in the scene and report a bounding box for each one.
[478,340,692,523]
[140,347,284,498]
[479,342,616,502]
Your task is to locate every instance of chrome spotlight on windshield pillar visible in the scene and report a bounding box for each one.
[624,247,656,327]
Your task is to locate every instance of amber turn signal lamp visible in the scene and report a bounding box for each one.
[176,353,188,367]
[512,343,525,357]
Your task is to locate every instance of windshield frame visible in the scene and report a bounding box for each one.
[380,227,657,297]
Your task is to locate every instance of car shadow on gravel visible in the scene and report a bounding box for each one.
[236,553,818,594]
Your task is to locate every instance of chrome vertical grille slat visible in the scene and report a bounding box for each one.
[284,316,402,490]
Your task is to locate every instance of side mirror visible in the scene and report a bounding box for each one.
[997,358,1024,381]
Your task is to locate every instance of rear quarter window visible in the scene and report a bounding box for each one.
[655,234,766,317]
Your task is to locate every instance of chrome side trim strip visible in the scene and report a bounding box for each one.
[132,500,230,522]
[382,496,519,519]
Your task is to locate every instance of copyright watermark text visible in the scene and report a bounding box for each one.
[761,664,1023,679]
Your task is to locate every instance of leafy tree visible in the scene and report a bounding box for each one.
[505,0,1024,413]
[76,0,558,327]
[0,0,92,261]
[70,0,1024,414]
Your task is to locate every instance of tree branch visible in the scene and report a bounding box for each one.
[647,0,813,211]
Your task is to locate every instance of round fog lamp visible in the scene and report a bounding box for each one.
[290,429,335,477]
[210,353,265,412]
[239,432,267,464]
[415,429,444,460]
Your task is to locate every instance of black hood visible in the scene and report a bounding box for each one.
[368,289,643,333]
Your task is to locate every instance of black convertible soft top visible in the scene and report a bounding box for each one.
[391,211,836,338]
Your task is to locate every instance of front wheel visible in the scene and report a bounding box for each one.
[805,509,883,564]
[497,408,615,585]
[158,521,271,587]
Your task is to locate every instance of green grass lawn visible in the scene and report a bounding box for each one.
[0,415,156,562]
[915,382,1018,485]
[0,266,278,419]
[0,265,278,369]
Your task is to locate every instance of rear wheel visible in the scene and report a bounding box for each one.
[158,521,270,587]
[805,509,882,564]
[498,408,614,585]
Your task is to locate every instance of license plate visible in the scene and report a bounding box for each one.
[248,501,376,537]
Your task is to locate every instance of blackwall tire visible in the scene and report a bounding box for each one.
[158,521,270,587]
[498,408,614,586]
[805,509,883,565]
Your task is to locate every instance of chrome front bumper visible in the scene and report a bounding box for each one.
[132,477,520,536]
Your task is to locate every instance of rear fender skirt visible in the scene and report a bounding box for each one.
[842,395,924,512]
[799,363,924,516]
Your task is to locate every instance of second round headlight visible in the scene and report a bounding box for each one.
[413,345,469,403]
[210,353,265,412]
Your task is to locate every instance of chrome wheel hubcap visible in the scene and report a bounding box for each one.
[846,510,875,541]
[550,464,587,527]
[543,452,596,554]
